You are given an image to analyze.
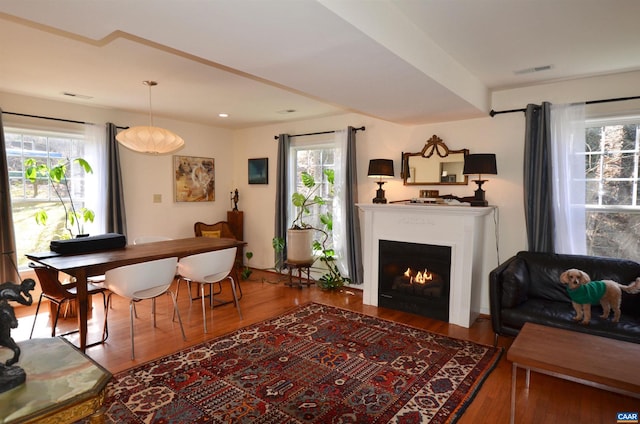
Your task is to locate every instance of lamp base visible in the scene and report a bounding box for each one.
[372,182,387,204]
[471,179,488,207]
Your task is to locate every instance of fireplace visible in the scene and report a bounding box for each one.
[378,240,451,322]
[357,203,494,328]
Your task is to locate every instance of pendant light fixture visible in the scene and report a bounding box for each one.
[116,80,184,154]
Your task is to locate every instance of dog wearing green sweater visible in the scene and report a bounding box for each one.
[560,268,640,325]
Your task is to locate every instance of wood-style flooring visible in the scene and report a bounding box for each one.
[13,269,637,423]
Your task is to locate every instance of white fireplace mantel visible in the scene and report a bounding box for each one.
[357,203,494,328]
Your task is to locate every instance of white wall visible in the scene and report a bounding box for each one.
[4,69,640,316]
[233,70,640,315]
[1,91,234,243]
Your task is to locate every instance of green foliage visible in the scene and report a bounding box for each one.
[278,168,349,290]
[24,157,95,239]
[241,251,254,280]
[290,170,329,229]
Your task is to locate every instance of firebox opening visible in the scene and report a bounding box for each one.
[378,240,451,322]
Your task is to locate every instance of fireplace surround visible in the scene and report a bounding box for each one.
[357,203,494,328]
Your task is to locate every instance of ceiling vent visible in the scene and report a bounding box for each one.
[514,65,554,75]
[62,92,93,100]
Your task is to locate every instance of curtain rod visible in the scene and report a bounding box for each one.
[489,95,640,117]
[2,110,128,130]
[273,126,365,140]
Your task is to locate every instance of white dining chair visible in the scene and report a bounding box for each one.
[103,257,185,359]
[177,248,242,333]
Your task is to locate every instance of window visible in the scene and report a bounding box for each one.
[5,127,89,268]
[289,139,336,250]
[584,119,640,258]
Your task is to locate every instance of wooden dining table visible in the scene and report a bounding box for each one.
[26,236,245,352]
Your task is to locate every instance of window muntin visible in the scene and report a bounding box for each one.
[584,120,640,257]
[289,140,335,249]
[5,127,87,268]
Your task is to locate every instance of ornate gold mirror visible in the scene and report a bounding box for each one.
[402,135,469,186]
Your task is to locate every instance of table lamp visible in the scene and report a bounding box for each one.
[368,159,394,204]
[463,154,497,206]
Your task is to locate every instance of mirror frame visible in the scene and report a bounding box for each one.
[402,135,469,186]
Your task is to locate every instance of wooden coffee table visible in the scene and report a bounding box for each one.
[508,322,640,424]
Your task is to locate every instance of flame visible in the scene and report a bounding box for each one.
[403,267,434,285]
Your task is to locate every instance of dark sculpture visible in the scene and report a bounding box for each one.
[233,188,239,211]
[0,278,35,393]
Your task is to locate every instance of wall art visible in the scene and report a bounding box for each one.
[248,157,268,184]
[174,155,215,202]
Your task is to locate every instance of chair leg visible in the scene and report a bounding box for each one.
[168,290,186,341]
[29,294,45,339]
[152,298,157,328]
[51,300,66,337]
[228,276,243,320]
[129,300,136,360]
[103,293,113,343]
[201,283,208,333]
[176,277,194,304]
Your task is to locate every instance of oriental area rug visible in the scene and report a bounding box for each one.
[87,303,502,423]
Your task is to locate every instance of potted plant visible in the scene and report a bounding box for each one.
[24,157,95,239]
[276,169,351,290]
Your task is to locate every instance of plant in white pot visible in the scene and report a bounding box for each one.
[277,169,350,290]
[24,157,95,239]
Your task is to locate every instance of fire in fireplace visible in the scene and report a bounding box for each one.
[378,240,451,322]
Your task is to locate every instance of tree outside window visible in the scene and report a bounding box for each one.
[5,128,87,268]
[585,122,640,258]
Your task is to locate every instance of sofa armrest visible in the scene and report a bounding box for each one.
[489,254,530,335]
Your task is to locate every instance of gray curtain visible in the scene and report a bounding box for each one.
[106,123,127,236]
[274,134,290,265]
[524,102,554,252]
[0,109,20,282]
[344,126,363,284]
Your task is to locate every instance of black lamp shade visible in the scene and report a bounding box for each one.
[463,154,497,176]
[368,159,395,177]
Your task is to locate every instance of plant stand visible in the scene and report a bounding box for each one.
[284,260,314,288]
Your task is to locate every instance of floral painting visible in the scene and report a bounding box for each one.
[174,155,215,202]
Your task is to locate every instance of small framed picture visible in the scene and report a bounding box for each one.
[248,158,268,184]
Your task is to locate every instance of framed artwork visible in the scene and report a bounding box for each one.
[248,157,268,184]
[173,155,215,202]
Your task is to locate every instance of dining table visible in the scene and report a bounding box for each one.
[26,236,245,352]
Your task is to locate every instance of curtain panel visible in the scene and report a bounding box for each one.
[106,123,127,236]
[550,103,587,254]
[344,126,363,284]
[0,109,20,282]
[524,102,555,252]
[274,134,290,266]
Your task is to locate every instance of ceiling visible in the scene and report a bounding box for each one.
[1,0,639,129]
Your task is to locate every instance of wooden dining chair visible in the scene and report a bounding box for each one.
[177,248,242,333]
[29,264,109,346]
[103,257,185,359]
[187,221,243,301]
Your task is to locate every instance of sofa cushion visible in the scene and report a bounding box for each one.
[501,258,529,308]
[502,298,640,344]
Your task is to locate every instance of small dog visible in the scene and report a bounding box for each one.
[559,269,640,324]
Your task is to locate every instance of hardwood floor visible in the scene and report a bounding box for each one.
[13,269,637,423]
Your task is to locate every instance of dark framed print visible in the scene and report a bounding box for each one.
[248,158,268,184]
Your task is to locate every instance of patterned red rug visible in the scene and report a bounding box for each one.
[91,303,502,423]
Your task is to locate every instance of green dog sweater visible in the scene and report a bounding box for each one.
[567,280,607,304]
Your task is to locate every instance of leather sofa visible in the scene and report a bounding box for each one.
[489,251,640,345]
